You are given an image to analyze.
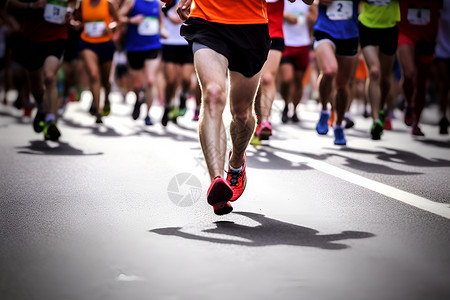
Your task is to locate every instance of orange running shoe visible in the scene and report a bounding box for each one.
[226,151,247,201]
[207,177,233,215]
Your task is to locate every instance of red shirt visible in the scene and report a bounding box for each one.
[267,0,284,39]
[398,0,440,42]
[21,8,68,43]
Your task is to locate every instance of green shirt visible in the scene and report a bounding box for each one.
[359,0,401,29]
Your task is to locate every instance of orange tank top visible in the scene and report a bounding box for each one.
[81,0,113,43]
[189,0,268,25]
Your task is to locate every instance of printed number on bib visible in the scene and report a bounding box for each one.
[326,1,353,21]
[85,21,107,37]
[138,17,159,36]
[407,6,430,25]
[367,0,391,6]
[44,0,68,24]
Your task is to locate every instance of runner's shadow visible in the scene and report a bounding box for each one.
[16,140,103,156]
[62,118,125,137]
[150,212,374,250]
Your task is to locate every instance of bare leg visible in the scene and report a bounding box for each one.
[229,70,261,169]
[194,48,229,181]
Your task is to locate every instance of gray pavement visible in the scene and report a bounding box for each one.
[1,92,450,300]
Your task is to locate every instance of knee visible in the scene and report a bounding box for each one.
[260,72,274,87]
[203,83,226,114]
[369,67,380,81]
[321,67,337,82]
[145,77,155,89]
[43,71,56,87]
[89,70,100,83]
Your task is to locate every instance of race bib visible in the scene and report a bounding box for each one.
[85,21,107,37]
[407,6,430,25]
[326,1,353,21]
[367,0,391,6]
[44,0,68,24]
[138,17,159,36]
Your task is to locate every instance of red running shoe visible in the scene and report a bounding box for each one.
[226,152,247,201]
[207,177,233,215]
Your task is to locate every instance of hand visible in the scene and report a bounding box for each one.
[69,19,83,31]
[177,0,192,21]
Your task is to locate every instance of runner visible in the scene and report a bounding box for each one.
[6,0,77,141]
[279,0,317,124]
[434,1,449,134]
[397,0,441,136]
[119,0,163,125]
[160,0,199,126]
[359,0,400,140]
[69,0,120,124]
[313,0,359,145]
[175,0,314,214]
[251,0,285,145]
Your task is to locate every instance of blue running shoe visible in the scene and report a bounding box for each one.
[334,126,346,145]
[145,116,153,126]
[316,111,329,135]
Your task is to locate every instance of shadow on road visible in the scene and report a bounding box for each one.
[150,212,375,250]
[248,144,450,175]
[16,140,103,156]
[62,118,126,137]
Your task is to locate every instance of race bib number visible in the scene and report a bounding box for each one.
[327,1,353,21]
[407,6,430,25]
[138,17,159,36]
[367,0,391,6]
[85,21,107,37]
[44,0,68,24]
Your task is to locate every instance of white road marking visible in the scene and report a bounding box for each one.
[275,152,450,219]
[116,274,145,282]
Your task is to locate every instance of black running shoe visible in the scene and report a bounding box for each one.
[89,101,97,116]
[281,106,288,123]
[439,117,449,135]
[370,121,383,140]
[344,117,355,129]
[43,121,61,141]
[132,99,143,120]
[291,112,300,123]
[33,110,46,133]
[179,94,187,116]
[96,114,103,124]
[161,106,170,126]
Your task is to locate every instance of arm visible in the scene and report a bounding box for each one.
[108,0,121,31]
[6,0,47,11]
[118,0,143,25]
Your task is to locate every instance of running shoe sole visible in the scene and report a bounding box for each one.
[207,177,233,215]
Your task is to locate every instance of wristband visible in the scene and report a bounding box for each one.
[67,7,75,14]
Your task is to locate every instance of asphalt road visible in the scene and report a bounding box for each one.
[1,91,449,300]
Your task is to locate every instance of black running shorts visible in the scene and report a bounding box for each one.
[162,44,193,65]
[180,17,271,78]
[359,23,399,56]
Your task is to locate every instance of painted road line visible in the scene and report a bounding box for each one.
[275,151,450,220]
